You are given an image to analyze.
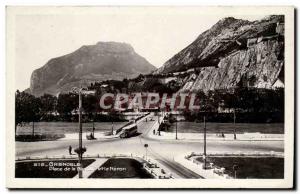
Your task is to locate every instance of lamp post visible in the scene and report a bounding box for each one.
[111,120,114,135]
[92,117,95,138]
[157,110,160,124]
[233,109,236,140]
[72,87,95,178]
[175,114,178,140]
[203,115,207,169]
[157,110,161,136]
[78,88,83,178]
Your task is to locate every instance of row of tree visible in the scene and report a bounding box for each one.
[16,91,98,122]
[15,90,111,136]
[203,87,284,113]
[183,87,284,122]
[15,86,284,136]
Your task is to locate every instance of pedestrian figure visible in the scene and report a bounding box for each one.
[153,129,155,135]
[68,145,72,155]
[221,132,225,138]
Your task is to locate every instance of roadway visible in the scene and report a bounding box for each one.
[16,114,284,178]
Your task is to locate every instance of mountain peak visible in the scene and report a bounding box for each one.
[78,41,134,54]
[96,41,134,51]
[218,16,239,23]
[155,15,284,92]
[29,41,156,96]
[156,15,282,74]
[213,17,249,28]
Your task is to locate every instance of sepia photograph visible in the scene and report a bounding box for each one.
[5,6,294,189]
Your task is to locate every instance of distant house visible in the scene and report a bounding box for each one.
[218,106,235,114]
[159,76,177,84]
[217,100,234,113]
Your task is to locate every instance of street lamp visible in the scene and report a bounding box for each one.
[111,119,114,135]
[203,116,207,169]
[72,87,95,178]
[233,109,237,140]
[157,110,161,136]
[75,87,84,178]
[92,117,95,138]
[175,114,178,140]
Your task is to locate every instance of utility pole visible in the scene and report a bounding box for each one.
[157,110,161,136]
[32,121,35,137]
[233,109,237,140]
[203,115,207,169]
[92,118,95,138]
[175,114,178,140]
[72,87,95,179]
[78,88,83,178]
[111,120,114,135]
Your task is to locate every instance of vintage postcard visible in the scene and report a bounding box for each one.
[6,6,294,189]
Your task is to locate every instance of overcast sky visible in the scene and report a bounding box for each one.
[15,9,266,91]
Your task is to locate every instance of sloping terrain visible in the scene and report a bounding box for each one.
[155,15,284,91]
[30,42,156,96]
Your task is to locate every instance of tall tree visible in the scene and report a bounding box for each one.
[39,93,57,119]
[15,91,41,136]
[83,94,99,131]
[56,93,77,118]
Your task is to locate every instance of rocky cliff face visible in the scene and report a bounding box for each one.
[155,15,284,91]
[30,42,156,96]
[156,17,251,73]
[181,39,284,92]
